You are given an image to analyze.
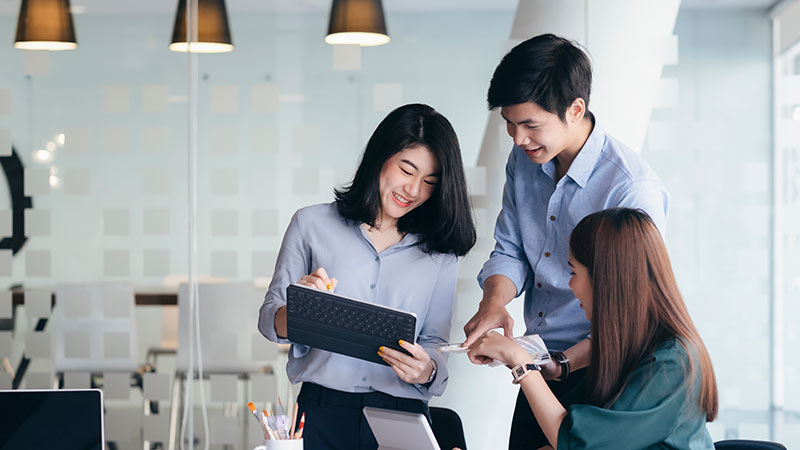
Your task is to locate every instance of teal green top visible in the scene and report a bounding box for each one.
[557,338,715,450]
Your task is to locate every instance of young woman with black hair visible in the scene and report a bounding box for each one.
[258,103,476,449]
[468,208,717,450]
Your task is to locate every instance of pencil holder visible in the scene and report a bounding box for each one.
[262,438,303,450]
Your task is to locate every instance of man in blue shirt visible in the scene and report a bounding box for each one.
[463,34,669,450]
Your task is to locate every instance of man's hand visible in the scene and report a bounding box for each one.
[462,275,518,348]
[462,300,514,348]
[539,358,561,381]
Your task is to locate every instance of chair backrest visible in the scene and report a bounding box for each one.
[177,282,277,373]
[430,406,467,450]
[54,283,138,372]
[715,440,787,450]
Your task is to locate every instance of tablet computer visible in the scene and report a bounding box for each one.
[286,284,417,365]
[363,406,440,450]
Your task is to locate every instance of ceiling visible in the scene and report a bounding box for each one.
[0,0,514,16]
[0,0,780,16]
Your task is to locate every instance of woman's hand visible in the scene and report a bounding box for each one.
[467,331,531,366]
[379,340,435,385]
[274,305,288,338]
[297,267,338,292]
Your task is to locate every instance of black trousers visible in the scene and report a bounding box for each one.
[296,382,430,450]
[508,368,586,450]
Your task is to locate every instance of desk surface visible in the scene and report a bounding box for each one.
[10,290,178,306]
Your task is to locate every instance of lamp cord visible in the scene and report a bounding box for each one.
[179,0,209,449]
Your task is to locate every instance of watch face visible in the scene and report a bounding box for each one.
[513,366,524,378]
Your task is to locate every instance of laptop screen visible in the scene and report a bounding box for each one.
[0,389,104,450]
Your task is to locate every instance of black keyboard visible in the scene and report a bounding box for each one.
[286,284,417,366]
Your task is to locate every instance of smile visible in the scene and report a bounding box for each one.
[392,192,412,207]
[525,146,543,155]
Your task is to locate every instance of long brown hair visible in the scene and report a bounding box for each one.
[570,208,718,420]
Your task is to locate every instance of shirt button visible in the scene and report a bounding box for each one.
[536,282,543,288]
[538,312,543,317]
[544,252,551,258]
[375,256,379,262]
[370,284,376,289]
[362,376,367,382]
[550,215,556,221]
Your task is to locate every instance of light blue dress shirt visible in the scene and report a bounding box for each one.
[259,203,458,401]
[478,121,669,352]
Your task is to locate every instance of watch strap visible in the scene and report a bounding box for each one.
[511,363,540,384]
[549,351,570,382]
[424,359,438,384]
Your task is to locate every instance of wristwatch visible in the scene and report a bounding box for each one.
[549,351,570,382]
[424,359,438,384]
[510,363,541,384]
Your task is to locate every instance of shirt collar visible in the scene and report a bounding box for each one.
[356,222,420,254]
[564,118,605,188]
[539,117,605,188]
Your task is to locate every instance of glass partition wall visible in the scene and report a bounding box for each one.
[772,1,800,444]
[0,1,515,448]
[0,3,192,448]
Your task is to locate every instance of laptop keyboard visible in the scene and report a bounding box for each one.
[287,287,416,341]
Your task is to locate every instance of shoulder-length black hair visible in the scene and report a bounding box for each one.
[335,103,476,257]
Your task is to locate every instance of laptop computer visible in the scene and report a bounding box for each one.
[286,284,417,365]
[0,389,104,450]
[363,406,440,450]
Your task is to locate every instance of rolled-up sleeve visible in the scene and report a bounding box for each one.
[477,148,532,296]
[414,254,459,397]
[258,210,310,351]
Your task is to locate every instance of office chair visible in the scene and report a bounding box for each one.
[430,406,467,450]
[714,440,787,450]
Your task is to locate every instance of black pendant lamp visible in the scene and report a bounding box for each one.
[325,0,390,47]
[14,0,78,51]
[169,0,233,53]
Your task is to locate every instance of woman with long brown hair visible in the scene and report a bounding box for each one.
[468,208,718,449]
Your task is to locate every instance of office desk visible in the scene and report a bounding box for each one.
[10,290,178,306]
